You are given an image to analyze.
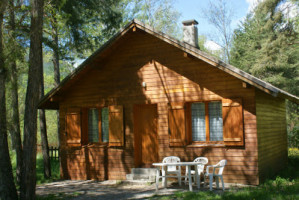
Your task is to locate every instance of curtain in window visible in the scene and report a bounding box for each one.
[191,103,206,141]
[101,107,109,142]
[209,102,223,141]
[88,109,99,142]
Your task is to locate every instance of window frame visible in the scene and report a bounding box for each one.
[186,100,224,145]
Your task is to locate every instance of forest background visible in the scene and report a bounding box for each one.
[0,0,298,199]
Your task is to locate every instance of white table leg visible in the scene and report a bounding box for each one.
[155,167,160,192]
[163,166,167,188]
[195,165,200,189]
[188,166,193,191]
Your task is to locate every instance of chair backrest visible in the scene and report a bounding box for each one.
[162,156,180,171]
[216,159,227,175]
[193,157,208,173]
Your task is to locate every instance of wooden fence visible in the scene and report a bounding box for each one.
[49,146,59,161]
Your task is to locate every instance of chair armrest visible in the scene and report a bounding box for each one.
[206,165,218,174]
[206,165,213,174]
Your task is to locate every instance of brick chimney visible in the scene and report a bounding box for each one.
[182,19,199,48]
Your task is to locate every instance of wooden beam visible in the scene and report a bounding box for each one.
[242,82,250,88]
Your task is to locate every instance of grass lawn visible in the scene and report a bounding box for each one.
[11,153,60,186]
[35,154,60,185]
[149,148,299,200]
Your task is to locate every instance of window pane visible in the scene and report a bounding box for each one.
[88,109,99,142]
[191,103,206,141]
[209,102,223,141]
[101,107,109,142]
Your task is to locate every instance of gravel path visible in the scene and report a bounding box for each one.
[36,180,189,200]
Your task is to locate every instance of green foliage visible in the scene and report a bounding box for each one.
[43,0,123,59]
[288,125,299,148]
[10,153,60,188]
[230,0,299,142]
[122,0,181,39]
[231,0,299,93]
[35,154,60,185]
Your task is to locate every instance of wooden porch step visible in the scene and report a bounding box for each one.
[126,168,157,182]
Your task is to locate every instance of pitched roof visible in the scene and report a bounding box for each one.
[39,19,299,109]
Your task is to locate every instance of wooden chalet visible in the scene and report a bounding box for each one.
[39,19,299,185]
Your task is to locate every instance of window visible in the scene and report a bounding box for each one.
[87,107,109,143]
[191,101,223,142]
[168,99,244,147]
[88,109,99,142]
[101,107,109,142]
[191,103,206,141]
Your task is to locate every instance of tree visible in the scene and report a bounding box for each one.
[21,0,44,199]
[230,0,299,141]
[231,0,299,93]
[39,72,51,178]
[6,0,23,185]
[123,0,181,38]
[201,0,235,63]
[0,0,18,199]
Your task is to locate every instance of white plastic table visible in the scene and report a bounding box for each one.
[153,162,200,191]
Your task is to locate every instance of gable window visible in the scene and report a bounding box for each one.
[191,101,223,142]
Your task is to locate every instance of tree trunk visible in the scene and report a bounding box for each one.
[39,79,51,178]
[51,11,61,149]
[8,0,23,186]
[0,1,18,199]
[20,0,44,199]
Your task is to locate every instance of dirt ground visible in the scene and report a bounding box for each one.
[36,180,189,200]
[36,179,237,200]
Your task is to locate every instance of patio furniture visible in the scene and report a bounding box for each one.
[162,156,182,186]
[204,159,227,191]
[153,161,200,191]
[184,157,208,185]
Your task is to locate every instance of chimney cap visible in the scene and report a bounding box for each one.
[182,19,198,26]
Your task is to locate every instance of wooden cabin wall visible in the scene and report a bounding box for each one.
[256,90,287,183]
[58,29,259,184]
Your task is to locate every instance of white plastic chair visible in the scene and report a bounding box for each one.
[162,156,182,186]
[185,157,208,185]
[204,159,227,191]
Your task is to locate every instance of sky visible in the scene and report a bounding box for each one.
[173,0,259,50]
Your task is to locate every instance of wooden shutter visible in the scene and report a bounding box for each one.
[65,109,81,145]
[222,98,244,146]
[109,105,124,147]
[81,108,89,145]
[168,102,186,146]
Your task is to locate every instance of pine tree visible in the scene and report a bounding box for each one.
[230,0,299,144]
[0,0,18,199]
[231,0,298,93]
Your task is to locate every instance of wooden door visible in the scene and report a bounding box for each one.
[134,104,159,167]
